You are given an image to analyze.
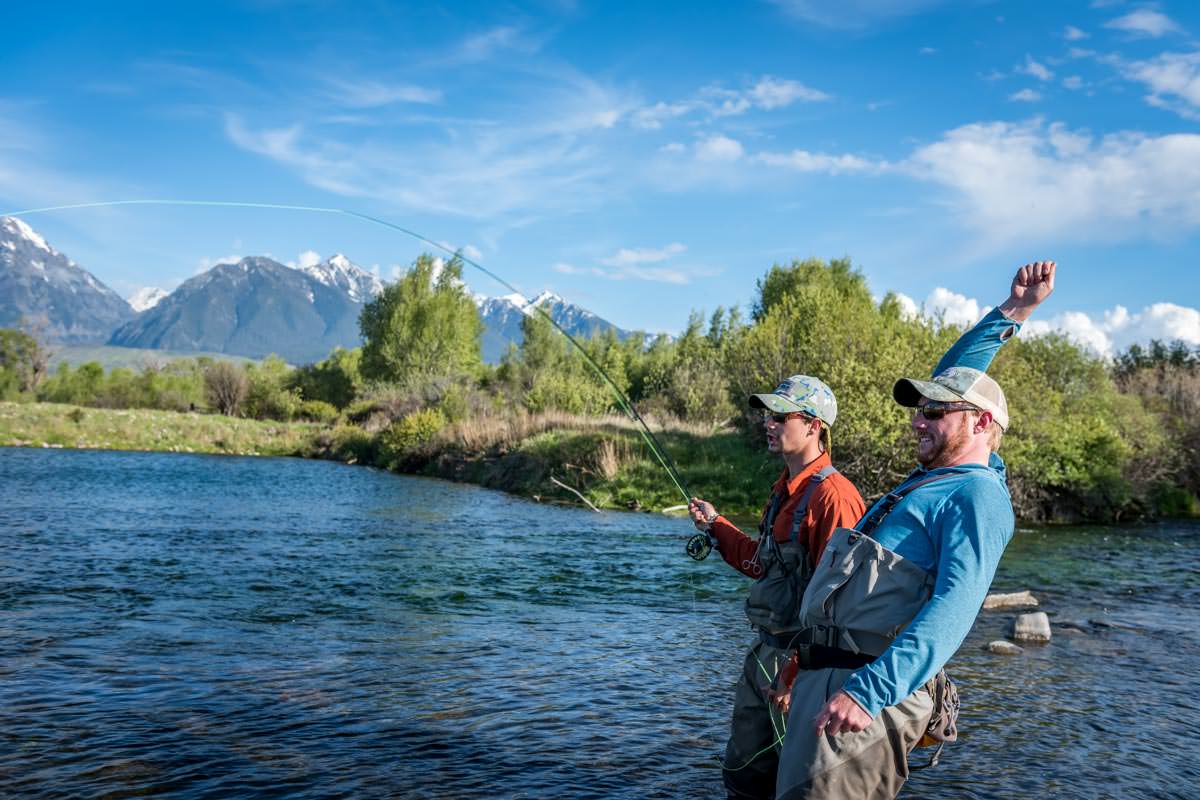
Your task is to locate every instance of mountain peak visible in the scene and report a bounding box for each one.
[296,252,383,302]
[2,216,56,254]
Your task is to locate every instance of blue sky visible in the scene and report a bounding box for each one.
[3,0,1199,354]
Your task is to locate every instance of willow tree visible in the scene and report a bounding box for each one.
[359,254,483,386]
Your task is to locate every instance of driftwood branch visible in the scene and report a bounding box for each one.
[550,476,601,513]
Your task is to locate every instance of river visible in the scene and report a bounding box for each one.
[1,447,1197,799]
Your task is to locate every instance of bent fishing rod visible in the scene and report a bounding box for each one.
[3,199,715,560]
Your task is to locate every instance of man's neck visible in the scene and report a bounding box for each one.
[785,445,824,479]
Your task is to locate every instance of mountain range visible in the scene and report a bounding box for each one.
[0,216,633,364]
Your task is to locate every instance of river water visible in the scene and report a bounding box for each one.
[1,447,1197,799]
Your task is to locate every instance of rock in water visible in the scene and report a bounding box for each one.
[983,590,1039,610]
[986,640,1024,655]
[1012,612,1052,643]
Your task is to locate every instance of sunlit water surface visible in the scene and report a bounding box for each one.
[1,447,1197,799]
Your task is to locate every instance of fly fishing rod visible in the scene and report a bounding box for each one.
[3,199,714,560]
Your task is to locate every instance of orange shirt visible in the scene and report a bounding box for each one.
[709,451,866,579]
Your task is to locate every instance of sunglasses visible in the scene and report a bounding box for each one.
[762,411,813,425]
[914,402,979,421]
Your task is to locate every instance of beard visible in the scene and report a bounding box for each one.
[917,413,975,468]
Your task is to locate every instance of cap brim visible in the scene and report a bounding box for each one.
[892,377,966,407]
[748,393,804,413]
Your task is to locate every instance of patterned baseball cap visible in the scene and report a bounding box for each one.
[893,366,1010,430]
[748,375,838,426]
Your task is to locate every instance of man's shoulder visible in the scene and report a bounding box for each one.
[811,468,866,504]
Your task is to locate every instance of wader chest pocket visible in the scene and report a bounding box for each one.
[745,547,807,633]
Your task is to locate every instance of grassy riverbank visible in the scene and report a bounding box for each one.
[0,401,318,457]
[0,401,776,516]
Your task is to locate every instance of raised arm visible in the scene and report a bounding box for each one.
[933,261,1056,376]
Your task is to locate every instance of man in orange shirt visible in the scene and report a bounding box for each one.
[690,376,866,800]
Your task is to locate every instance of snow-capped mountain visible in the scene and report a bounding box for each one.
[128,286,168,313]
[296,253,383,303]
[474,289,634,362]
[0,216,134,342]
[109,256,363,364]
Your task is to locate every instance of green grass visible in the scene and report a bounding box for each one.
[49,345,260,370]
[0,401,319,456]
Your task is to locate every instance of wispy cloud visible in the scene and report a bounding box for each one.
[1063,25,1090,41]
[1105,9,1182,38]
[324,78,442,108]
[695,134,745,162]
[1017,55,1054,81]
[756,149,880,174]
[631,75,829,130]
[1122,51,1200,119]
[770,0,946,30]
[554,242,695,284]
[1009,88,1042,102]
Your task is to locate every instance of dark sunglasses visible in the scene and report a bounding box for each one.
[914,402,978,421]
[762,411,813,424]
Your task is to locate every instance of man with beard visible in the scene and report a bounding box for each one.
[774,261,1056,800]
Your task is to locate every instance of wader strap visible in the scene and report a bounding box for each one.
[789,466,839,544]
[856,472,957,537]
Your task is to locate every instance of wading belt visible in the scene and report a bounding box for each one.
[757,632,876,669]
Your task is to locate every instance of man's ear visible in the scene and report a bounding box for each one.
[974,411,993,434]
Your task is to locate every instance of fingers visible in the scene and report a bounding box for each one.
[1018,260,1056,286]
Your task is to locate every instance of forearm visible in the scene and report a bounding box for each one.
[709,517,762,578]
[932,307,1021,376]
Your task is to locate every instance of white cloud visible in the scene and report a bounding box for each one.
[223,68,640,219]
[1009,88,1042,102]
[901,287,1200,357]
[695,134,745,162]
[1105,9,1181,38]
[924,288,984,328]
[1064,25,1090,41]
[463,244,483,261]
[1063,75,1085,90]
[1123,52,1200,118]
[920,47,937,55]
[554,243,694,284]
[326,79,441,108]
[747,76,830,108]
[599,242,686,267]
[632,101,693,130]
[1025,303,1200,356]
[905,119,1200,246]
[771,0,946,30]
[634,75,829,131]
[1018,55,1054,81]
[756,149,879,174]
[890,292,921,320]
[660,142,686,154]
[295,250,321,269]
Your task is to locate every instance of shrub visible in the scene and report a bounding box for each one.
[377,407,447,469]
[296,399,338,423]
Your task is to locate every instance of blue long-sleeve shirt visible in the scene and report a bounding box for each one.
[842,307,1020,717]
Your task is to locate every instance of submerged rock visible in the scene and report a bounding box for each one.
[986,640,1024,655]
[1012,612,1052,643]
[983,590,1039,610]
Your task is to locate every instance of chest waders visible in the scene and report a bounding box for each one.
[744,466,839,640]
[773,474,962,800]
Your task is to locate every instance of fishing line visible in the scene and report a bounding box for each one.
[3,199,697,509]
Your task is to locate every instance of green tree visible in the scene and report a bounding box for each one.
[290,346,363,409]
[0,328,48,399]
[359,254,483,386]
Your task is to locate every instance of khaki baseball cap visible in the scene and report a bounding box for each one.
[893,366,1009,430]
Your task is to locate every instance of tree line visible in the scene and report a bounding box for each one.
[2,254,1197,522]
